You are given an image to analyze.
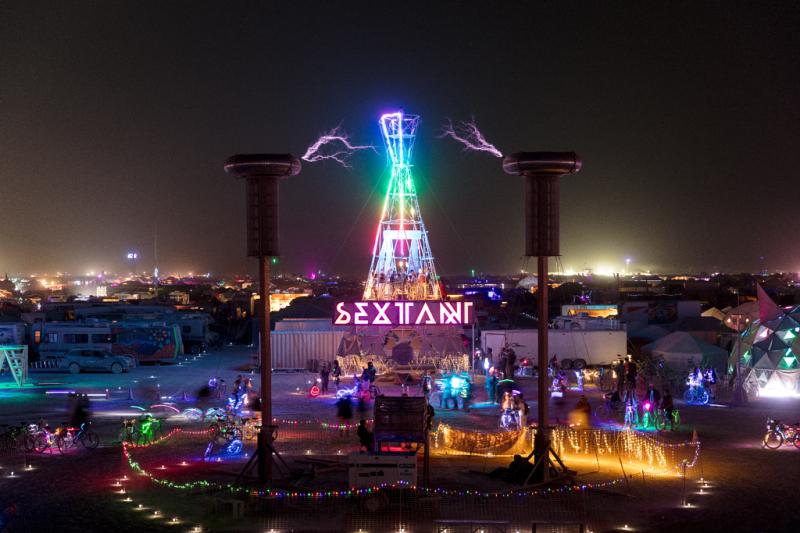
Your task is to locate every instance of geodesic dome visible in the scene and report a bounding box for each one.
[730,303,800,398]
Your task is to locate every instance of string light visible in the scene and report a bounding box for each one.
[434,423,701,473]
[123,438,623,499]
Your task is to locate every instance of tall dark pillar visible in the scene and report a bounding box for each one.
[503,152,581,481]
[225,153,301,483]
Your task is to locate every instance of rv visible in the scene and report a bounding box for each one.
[33,321,182,364]
[0,322,26,345]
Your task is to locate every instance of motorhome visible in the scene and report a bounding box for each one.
[33,321,182,363]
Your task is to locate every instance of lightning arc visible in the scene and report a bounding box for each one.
[438,117,503,158]
[302,127,375,168]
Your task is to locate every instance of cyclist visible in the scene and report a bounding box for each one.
[68,393,90,436]
[704,367,718,400]
[421,371,433,400]
[623,388,639,428]
[661,390,675,430]
[331,360,342,390]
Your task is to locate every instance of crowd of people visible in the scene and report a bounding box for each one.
[364,267,438,300]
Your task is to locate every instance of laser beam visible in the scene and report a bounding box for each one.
[302,127,375,168]
[439,117,503,158]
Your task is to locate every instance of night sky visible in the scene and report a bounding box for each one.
[2,1,798,277]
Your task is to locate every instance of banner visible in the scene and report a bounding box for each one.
[334,301,473,326]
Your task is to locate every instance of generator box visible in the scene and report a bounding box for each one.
[348,452,417,488]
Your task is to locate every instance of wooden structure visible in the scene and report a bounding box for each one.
[372,395,431,486]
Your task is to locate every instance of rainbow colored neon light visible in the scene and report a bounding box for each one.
[364,112,440,300]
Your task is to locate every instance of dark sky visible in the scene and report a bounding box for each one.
[2,1,799,277]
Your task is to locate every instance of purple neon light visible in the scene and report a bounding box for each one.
[439,117,503,158]
[302,126,375,168]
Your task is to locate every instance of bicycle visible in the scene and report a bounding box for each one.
[0,422,37,453]
[763,418,800,450]
[683,386,710,406]
[118,418,141,444]
[32,425,57,453]
[594,393,624,421]
[654,408,680,431]
[119,414,162,445]
[53,422,100,453]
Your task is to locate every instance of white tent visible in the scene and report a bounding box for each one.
[643,331,728,373]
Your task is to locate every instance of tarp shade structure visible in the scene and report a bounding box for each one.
[642,331,728,374]
[628,324,670,342]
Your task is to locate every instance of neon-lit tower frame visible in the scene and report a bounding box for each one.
[364,112,441,300]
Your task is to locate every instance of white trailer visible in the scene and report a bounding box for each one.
[481,328,627,369]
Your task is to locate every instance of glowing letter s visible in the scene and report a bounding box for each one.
[334,302,351,325]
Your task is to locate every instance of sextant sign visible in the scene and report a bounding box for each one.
[334,301,474,326]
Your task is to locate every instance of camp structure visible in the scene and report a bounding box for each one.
[729,286,800,398]
[643,331,728,375]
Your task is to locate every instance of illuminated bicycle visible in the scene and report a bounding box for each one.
[137,413,162,444]
[654,408,681,431]
[683,385,710,406]
[53,422,100,453]
[499,409,520,431]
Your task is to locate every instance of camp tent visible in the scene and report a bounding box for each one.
[643,331,728,374]
[628,324,670,342]
[701,307,726,322]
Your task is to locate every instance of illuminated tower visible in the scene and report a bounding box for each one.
[364,112,441,300]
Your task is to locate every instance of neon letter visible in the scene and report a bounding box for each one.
[463,302,474,324]
[334,302,351,325]
[439,302,461,324]
[354,302,369,325]
[395,302,413,325]
[373,302,392,325]
[415,303,436,325]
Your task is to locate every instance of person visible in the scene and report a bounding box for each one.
[644,383,661,409]
[705,367,718,399]
[357,419,374,452]
[625,357,637,391]
[332,360,342,390]
[361,361,378,387]
[550,354,559,375]
[440,376,452,409]
[335,394,353,435]
[425,404,435,432]
[661,390,675,430]
[517,392,529,427]
[623,387,639,428]
[233,374,243,395]
[485,348,493,375]
[506,349,517,378]
[569,395,591,427]
[616,358,626,395]
[489,448,536,484]
[421,371,433,400]
[461,373,473,412]
[320,364,330,395]
[486,371,499,403]
[68,393,90,432]
[500,391,518,429]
